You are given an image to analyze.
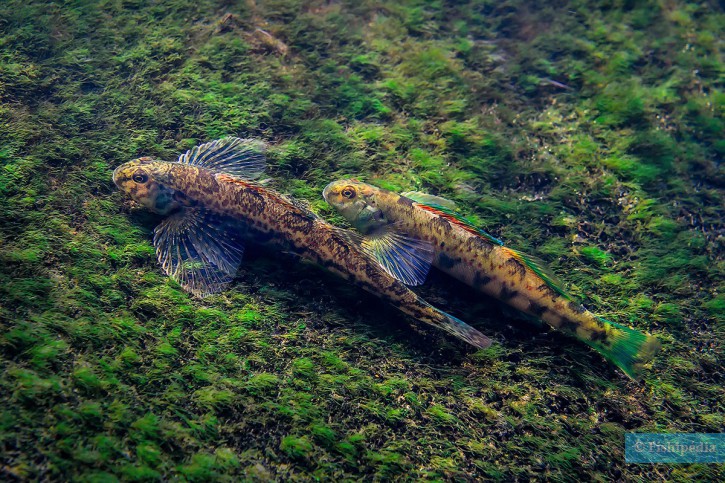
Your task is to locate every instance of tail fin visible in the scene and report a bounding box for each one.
[426,302,492,349]
[587,318,661,380]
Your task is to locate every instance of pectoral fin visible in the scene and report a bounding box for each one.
[153,207,245,297]
[360,225,434,286]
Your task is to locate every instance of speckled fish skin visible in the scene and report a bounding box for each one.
[324,180,660,378]
[113,158,491,349]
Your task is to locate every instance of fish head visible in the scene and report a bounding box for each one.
[113,157,186,215]
[323,179,387,233]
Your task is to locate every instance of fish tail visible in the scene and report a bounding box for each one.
[585,317,660,380]
[422,300,492,349]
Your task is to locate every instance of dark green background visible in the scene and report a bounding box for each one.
[0,0,722,480]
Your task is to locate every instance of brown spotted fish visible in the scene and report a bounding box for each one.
[112,138,491,349]
[323,179,660,379]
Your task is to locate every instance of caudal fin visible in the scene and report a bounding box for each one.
[588,318,661,380]
[426,302,492,349]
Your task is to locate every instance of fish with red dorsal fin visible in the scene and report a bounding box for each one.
[323,179,660,379]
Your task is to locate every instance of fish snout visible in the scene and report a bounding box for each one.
[322,182,333,203]
[112,164,125,188]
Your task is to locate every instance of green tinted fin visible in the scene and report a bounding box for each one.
[501,246,572,300]
[154,207,245,297]
[402,191,458,210]
[408,194,567,299]
[178,137,266,180]
[588,318,661,380]
[360,225,434,286]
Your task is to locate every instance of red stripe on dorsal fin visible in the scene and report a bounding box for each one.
[406,194,574,302]
[417,204,481,236]
[412,201,504,246]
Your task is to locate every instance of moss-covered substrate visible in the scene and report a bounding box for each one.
[1,0,722,480]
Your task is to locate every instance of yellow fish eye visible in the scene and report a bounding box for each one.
[132,170,149,184]
[341,186,356,199]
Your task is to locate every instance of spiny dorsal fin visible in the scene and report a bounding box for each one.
[359,224,434,286]
[402,191,458,210]
[178,137,266,180]
[153,207,245,297]
[411,199,504,247]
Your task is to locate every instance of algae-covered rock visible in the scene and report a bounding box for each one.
[0,0,722,480]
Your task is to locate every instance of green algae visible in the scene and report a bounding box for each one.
[0,0,723,480]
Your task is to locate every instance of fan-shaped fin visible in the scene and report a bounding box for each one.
[359,225,434,286]
[178,137,266,180]
[153,207,245,297]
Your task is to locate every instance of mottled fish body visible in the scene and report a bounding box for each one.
[323,180,660,379]
[112,138,491,349]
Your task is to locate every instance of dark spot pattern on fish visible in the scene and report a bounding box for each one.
[473,273,492,288]
[568,301,586,314]
[499,285,518,301]
[397,196,414,207]
[528,301,548,316]
[589,330,607,342]
[505,258,527,279]
[438,252,461,269]
[559,318,579,334]
[473,237,495,255]
[538,283,559,300]
[281,211,315,232]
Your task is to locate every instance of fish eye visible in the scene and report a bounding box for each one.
[132,170,148,184]
[341,186,356,199]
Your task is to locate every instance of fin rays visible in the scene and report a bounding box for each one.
[589,317,661,380]
[154,208,245,297]
[178,137,266,180]
[402,191,458,210]
[360,227,434,286]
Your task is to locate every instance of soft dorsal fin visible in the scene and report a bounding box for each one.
[401,191,458,210]
[500,246,571,300]
[178,137,266,179]
[405,194,571,299]
[153,207,246,297]
[359,224,434,286]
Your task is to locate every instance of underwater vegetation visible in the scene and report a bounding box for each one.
[0,0,722,480]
